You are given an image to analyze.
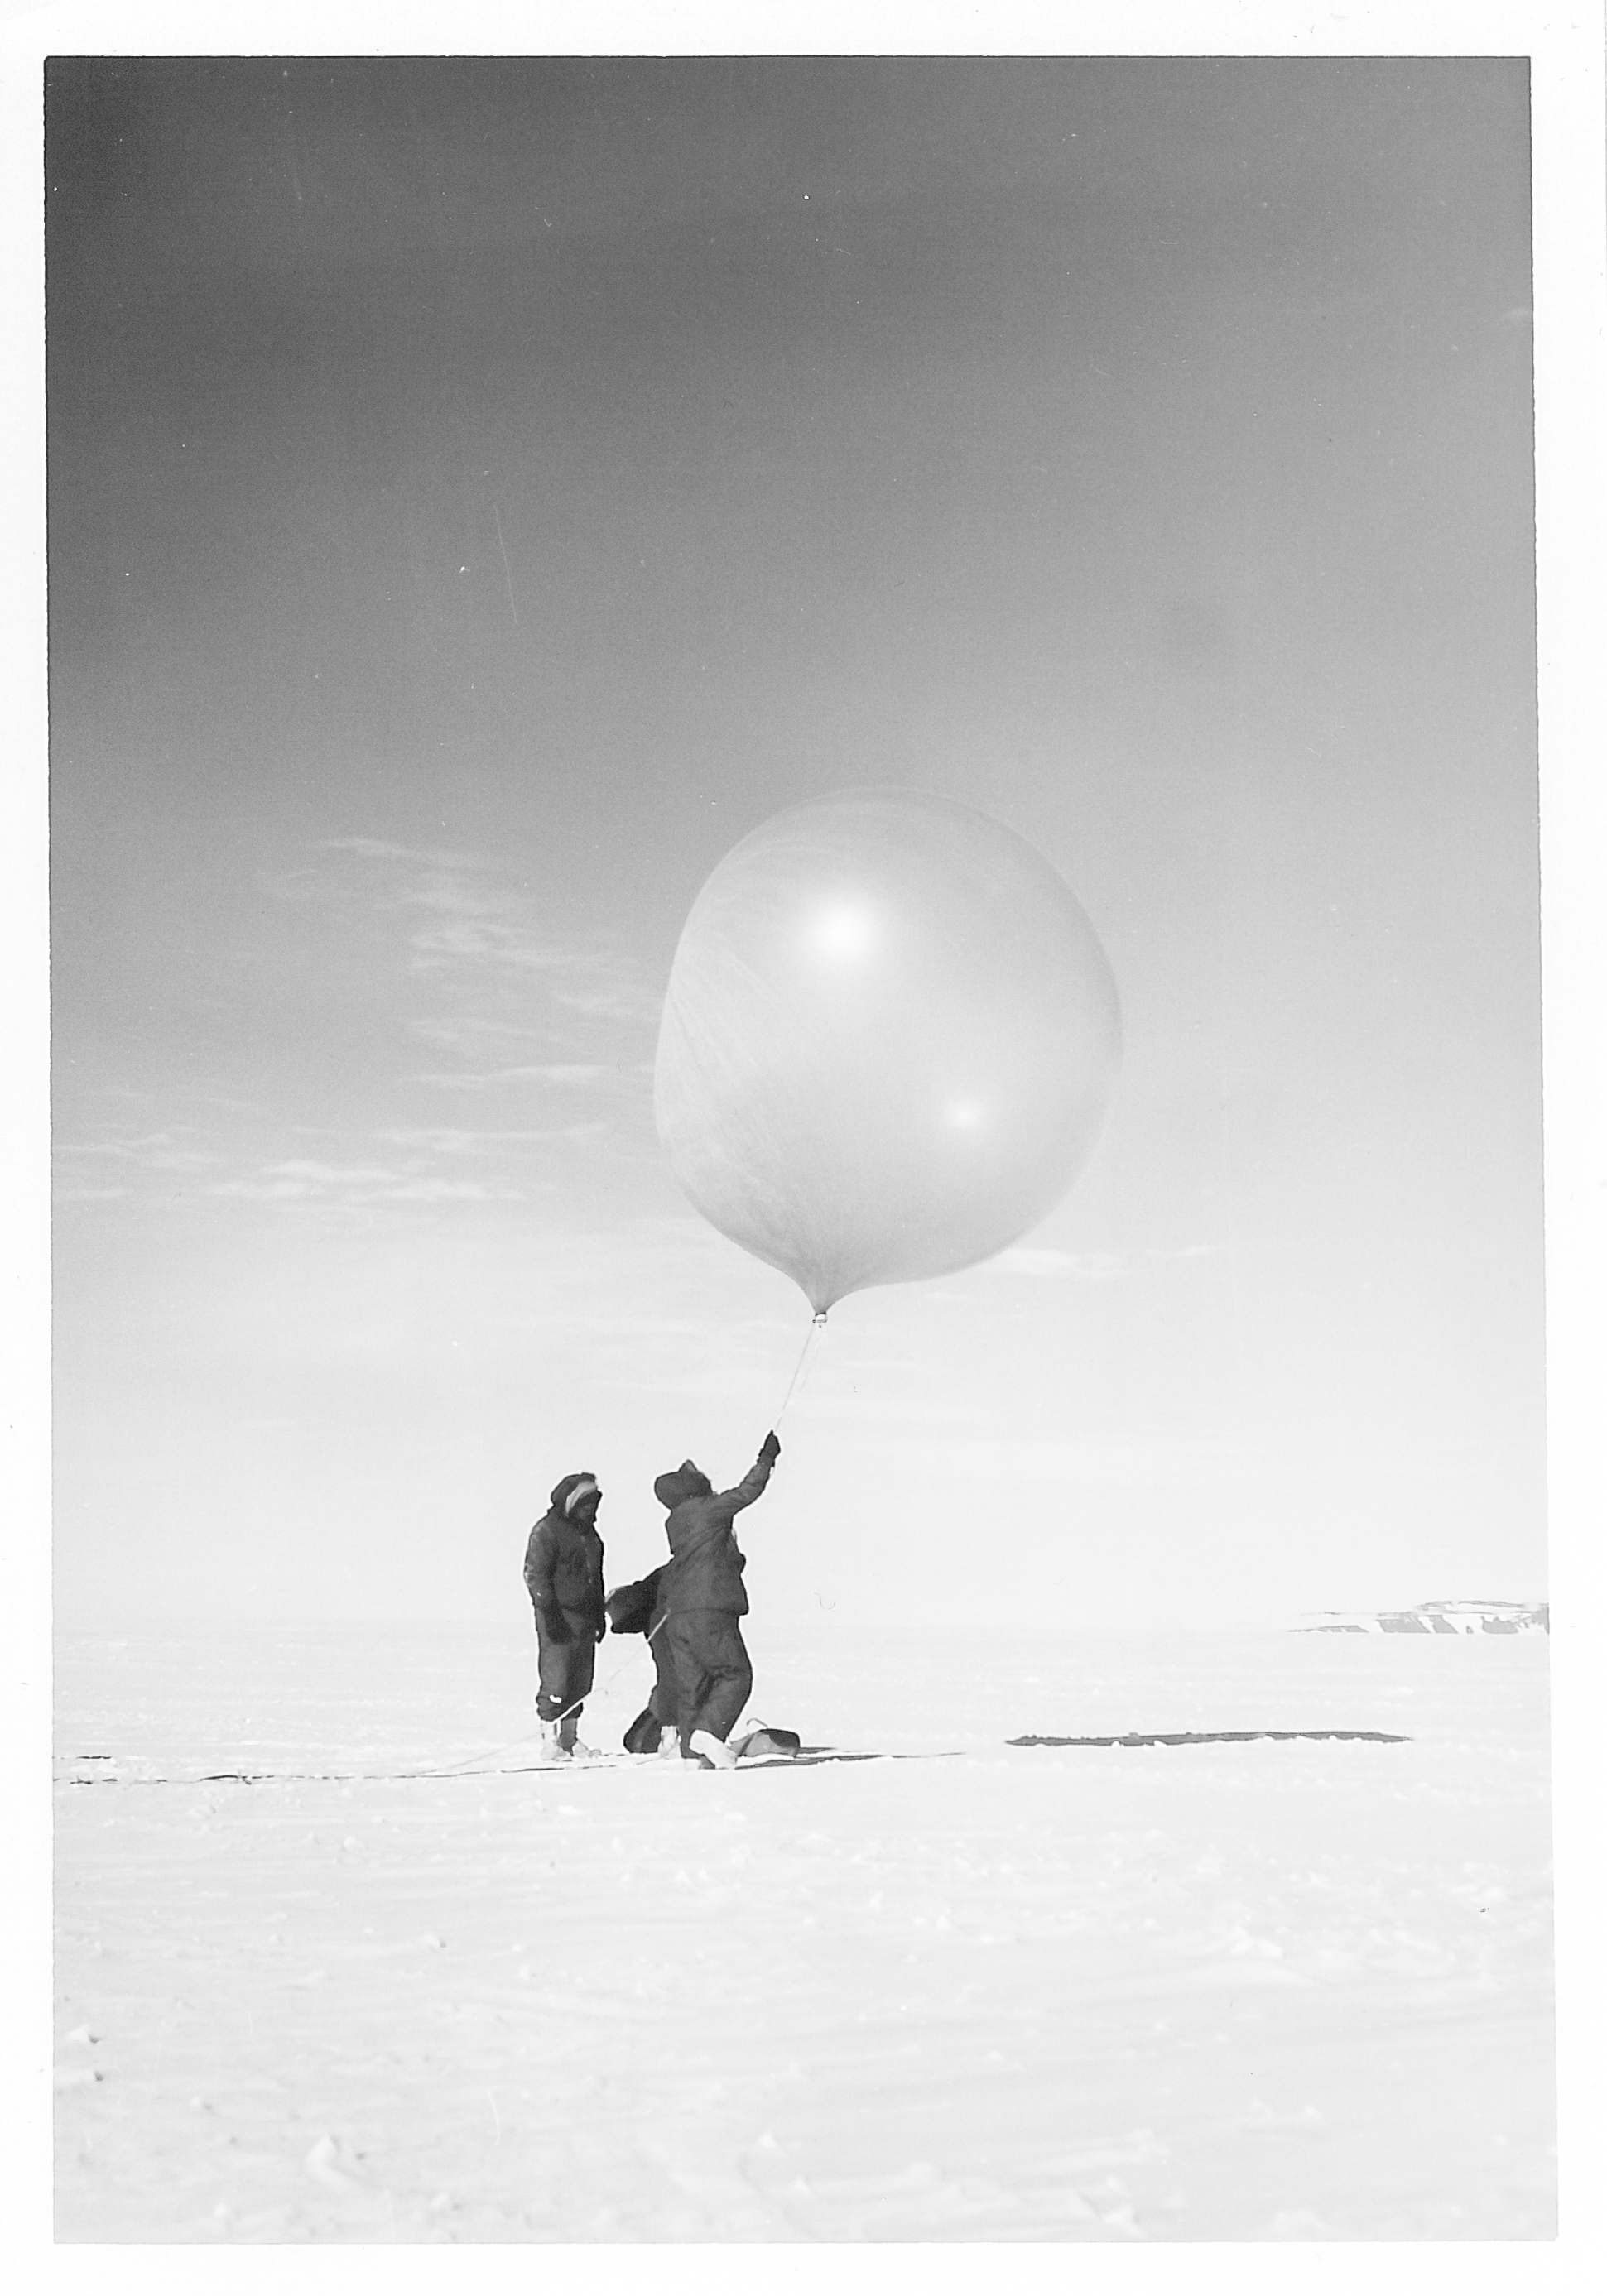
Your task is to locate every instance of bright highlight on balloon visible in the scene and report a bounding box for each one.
[810,903,878,960]
[655,788,1122,1315]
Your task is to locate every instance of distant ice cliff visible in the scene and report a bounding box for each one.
[1297,1600,1548,1636]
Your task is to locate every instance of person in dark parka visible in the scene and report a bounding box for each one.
[655,1432,780,1767]
[523,1472,607,1757]
[605,1564,679,1754]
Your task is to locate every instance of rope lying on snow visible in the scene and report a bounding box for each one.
[56,1727,1412,1787]
[58,1757,568,1789]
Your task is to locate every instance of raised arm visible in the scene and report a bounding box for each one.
[714,1432,782,1520]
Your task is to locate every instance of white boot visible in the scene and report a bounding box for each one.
[535,1719,565,1760]
[689,1728,738,1770]
[657,1729,684,1761]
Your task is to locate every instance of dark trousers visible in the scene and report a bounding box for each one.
[662,1610,753,1746]
[535,1609,597,1724]
[623,1621,681,1754]
[647,1619,680,1722]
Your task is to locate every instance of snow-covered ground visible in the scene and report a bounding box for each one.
[54,1626,1554,2242]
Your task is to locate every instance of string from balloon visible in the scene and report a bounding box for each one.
[773,1312,828,1427]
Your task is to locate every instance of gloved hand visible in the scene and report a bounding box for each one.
[759,1429,781,1464]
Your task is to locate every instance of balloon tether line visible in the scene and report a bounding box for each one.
[773,1309,828,1427]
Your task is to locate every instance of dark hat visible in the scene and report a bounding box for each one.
[653,1459,712,1507]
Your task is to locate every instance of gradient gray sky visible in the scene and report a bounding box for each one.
[48,55,1543,1631]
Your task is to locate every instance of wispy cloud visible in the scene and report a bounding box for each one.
[407,1017,530,1059]
[259,840,662,1099]
[205,1155,527,1206]
[310,837,657,1014]
[552,982,661,1022]
[372,1126,591,1156]
[54,1119,565,1213]
[411,1061,623,1091]
[55,1131,224,1177]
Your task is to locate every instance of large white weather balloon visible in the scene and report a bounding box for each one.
[654,788,1121,1315]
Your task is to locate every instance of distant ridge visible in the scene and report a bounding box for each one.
[1297,1599,1548,1636]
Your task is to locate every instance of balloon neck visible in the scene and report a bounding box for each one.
[811,1310,828,1328]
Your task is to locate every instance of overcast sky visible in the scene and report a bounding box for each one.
[47,55,1542,1636]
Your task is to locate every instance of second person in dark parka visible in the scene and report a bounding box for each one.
[655,1430,780,1767]
[523,1471,608,1758]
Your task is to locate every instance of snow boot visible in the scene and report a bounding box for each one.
[658,1730,685,1761]
[731,1722,801,1760]
[535,1719,565,1760]
[623,1708,661,1756]
[689,1728,737,1770]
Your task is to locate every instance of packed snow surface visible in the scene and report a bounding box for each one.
[55,1627,1554,2242]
